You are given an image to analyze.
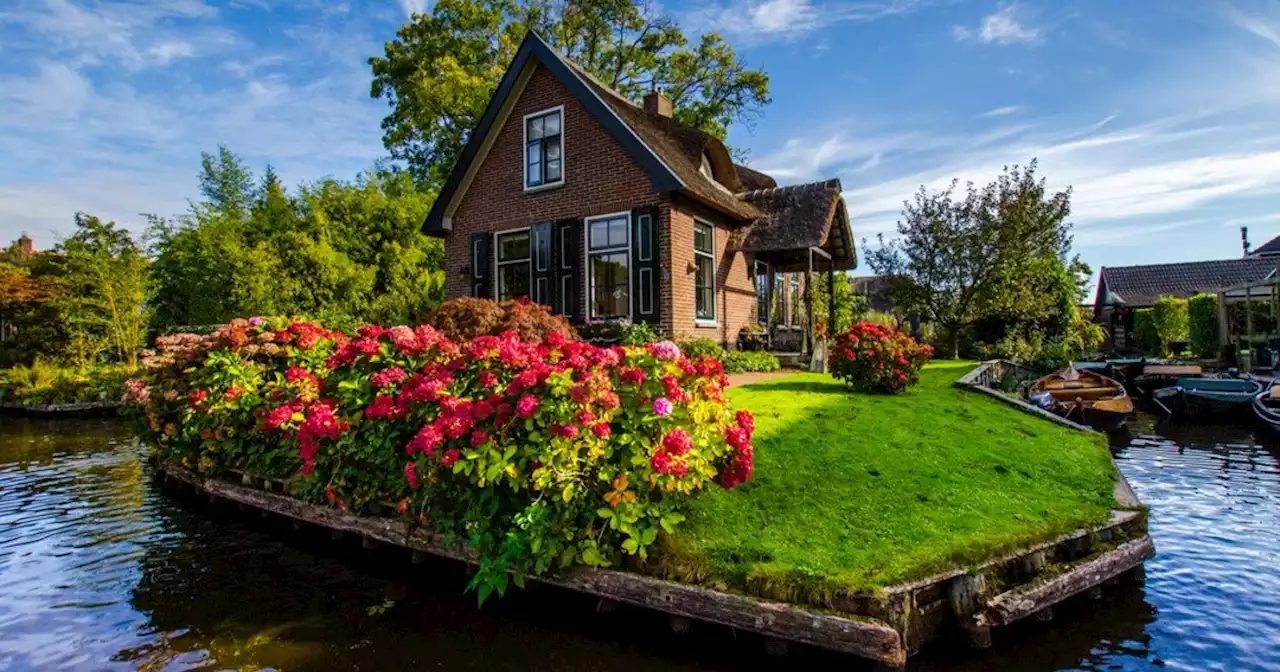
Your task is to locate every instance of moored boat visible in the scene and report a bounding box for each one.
[1152,377,1264,419]
[1030,368,1134,432]
[1132,364,1204,398]
[1252,385,1280,432]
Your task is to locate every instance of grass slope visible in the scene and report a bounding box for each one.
[659,361,1118,601]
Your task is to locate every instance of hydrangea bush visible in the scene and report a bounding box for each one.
[829,321,933,393]
[125,316,754,601]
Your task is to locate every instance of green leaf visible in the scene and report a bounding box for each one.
[596,507,614,519]
[621,538,639,554]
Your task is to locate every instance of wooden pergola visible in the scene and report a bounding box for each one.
[754,246,839,355]
[1217,274,1280,356]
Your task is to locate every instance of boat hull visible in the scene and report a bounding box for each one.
[1030,369,1133,432]
[1153,378,1263,419]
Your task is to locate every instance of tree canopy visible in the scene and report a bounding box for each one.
[147,146,445,331]
[369,0,771,187]
[866,161,1077,358]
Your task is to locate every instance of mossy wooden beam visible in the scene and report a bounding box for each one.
[161,462,908,667]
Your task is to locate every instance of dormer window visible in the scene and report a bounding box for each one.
[525,107,564,190]
[699,152,713,180]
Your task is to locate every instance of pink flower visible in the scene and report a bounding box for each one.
[592,423,612,439]
[725,426,750,450]
[405,462,420,489]
[441,448,462,468]
[407,423,444,457]
[652,397,673,417]
[650,450,673,474]
[249,317,263,326]
[516,394,540,419]
[663,428,693,456]
[470,429,489,447]
[648,340,681,360]
[371,367,407,389]
[736,409,755,434]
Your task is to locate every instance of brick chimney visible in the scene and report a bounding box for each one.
[16,234,33,257]
[643,90,672,118]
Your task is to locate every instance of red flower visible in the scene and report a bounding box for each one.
[441,448,462,468]
[516,394,540,419]
[650,450,673,474]
[725,426,750,450]
[225,386,243,401]
[735,409,755,434]
[663,429,693,456]
[576,409,596,425]
[405,462,421,489]
[470,429,489,447]
[189,389,207,408]
[591,422,612,439]
[408,423,444,457]
[620,367,646,386]
[371,367,407,389]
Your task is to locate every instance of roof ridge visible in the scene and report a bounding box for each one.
[1103,257,1277,272]
[738,177,842,199]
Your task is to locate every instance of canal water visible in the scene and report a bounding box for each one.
[0,415,1277,671]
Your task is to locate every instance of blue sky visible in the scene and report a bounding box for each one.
[3,0,1280,290]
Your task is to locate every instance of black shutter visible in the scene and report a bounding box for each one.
[470,232,492,299]
[630,206,660,325]
[531,221,553,307]
[552,219,582,321]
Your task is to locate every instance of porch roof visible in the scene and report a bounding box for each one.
[732,179,856,270]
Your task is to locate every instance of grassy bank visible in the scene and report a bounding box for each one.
[0,362,133,406]
[656,361,1119,601]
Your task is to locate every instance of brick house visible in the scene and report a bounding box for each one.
[424,31,856,350]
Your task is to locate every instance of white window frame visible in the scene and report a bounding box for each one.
[789,273,802,329]
[523,105,565,193]
[584,211,632,321]
[693,218,717,327]
[493,227,532,302]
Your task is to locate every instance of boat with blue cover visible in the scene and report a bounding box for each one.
[1152,377,1264,418]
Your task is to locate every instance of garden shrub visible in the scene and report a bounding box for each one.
[677,338,724,361]
[1151,296,1189,355]
[427,298,576,343]
[722,350,780,374]
[125,318,754,602]
[0,361,133,405]
[578,320,660,345]
[1188,293,1219,359]
[1133,309,1158,354]
[829,321,933,393]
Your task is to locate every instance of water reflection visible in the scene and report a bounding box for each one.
[0,415,1277,670]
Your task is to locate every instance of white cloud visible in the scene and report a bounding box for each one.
[1229,5,1280,49]
[683,0,928,41]
[398,0,430,18]
[977,105,1023,118]
[954,4,1041,45]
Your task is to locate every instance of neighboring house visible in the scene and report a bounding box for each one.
[1093,258,1278,351]
[852,275,894,313]
[423,31,855,349]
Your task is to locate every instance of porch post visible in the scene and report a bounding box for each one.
[804,248,815,356]
[1218,290,1228,356]
[828,257,836,336]
[765,264,775,349]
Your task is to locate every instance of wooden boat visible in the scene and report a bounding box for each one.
[1030,369,1134,432]
[1251,385,1280,432]
[1151,377,1264,418]
[1132,364,1204,398]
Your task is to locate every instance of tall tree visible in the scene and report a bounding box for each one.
[866,161,1073,357]
[49,214,151,367]
[369,0,770,187]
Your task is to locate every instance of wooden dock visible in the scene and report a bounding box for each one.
[155,459,1153,667]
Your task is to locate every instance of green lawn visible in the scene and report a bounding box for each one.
[656,361,1120,602]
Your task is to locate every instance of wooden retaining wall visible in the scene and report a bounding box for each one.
[155,460,1153,667]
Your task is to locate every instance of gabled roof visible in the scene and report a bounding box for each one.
[423,31,686,236]
[735,179,856,269]
[1251,233,1280,257]
[1097,258,1278,307]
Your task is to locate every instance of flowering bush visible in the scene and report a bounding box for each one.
[126,318,754,601]
[829,321,933,393]
[427,297,576,343]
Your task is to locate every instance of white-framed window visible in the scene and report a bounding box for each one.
[524,107,564,191]
[694,220,716,323]
[789,273,802,328]
[494,229,531,301]
[754,259,769,325]
[586,213,630,319]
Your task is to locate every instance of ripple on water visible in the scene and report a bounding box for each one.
[1,414,1279,671]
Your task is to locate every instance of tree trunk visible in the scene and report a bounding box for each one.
[951,329,961,360]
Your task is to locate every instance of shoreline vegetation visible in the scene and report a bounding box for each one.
[656,362,1120,602]
[0,362,132,409]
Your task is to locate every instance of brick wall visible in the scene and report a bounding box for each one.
[447,65,664,308]
[666,198,759,347]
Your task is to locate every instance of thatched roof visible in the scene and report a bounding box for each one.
[734,164,777,191]
[735,179,856,269]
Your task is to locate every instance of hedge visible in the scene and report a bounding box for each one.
[1133,308,1159,354]
[1188,293,1219,359]
[125,317,755,601]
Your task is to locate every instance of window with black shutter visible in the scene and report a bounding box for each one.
[531,221,553,306]
[470,232,492,299]
[552,219,582,320]
[630,206,661,325]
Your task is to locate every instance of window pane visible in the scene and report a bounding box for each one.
[608,218,628,246]
[528,116,544,140]
[497,231,530,262]
[498,263,530,301]
[544,111,560,136]
[694,223,712,253]
[696,255,715,320]
[756,266,769,323]
[545,160,561,183]
[591,251,629,319]
[589,221,609,249]
[544,140,560,161]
